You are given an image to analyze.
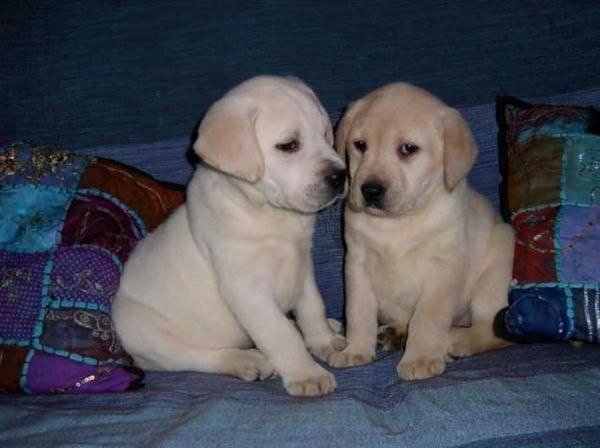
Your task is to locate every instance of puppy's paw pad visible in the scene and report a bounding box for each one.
[284,368,336,397]
[376,324,407,352]
[397,357,445,381]
[228,350,275,382]
[327,349,373,369]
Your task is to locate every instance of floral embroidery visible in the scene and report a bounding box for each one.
[45,309,122,354]
[0,267,34,304]
[0,141,83,185]
[0,147,21,178]
[51,269,108,297]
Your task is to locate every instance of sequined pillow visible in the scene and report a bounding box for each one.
[0,141,184,393]
[497,97,600,343]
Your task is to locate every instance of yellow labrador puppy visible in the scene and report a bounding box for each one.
[328,83,514,380]
[112,76,347,396]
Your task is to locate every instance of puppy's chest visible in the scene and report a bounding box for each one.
[272,243,310,312]
[366,243,424,309]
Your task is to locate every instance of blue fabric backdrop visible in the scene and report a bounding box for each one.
[2,1,600,148]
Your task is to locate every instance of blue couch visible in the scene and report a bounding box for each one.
[2,1,600,446]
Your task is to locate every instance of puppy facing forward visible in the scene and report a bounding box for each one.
[112,76,348,396]
[328,83,515,380]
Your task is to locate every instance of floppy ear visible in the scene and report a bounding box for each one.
[286,77,335,147]
[335,100,362,156]
[441,108,478,192]
[193,97,264,183]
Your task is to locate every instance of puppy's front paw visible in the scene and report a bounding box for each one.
[283,365,336,397]
[397,355,446,381]
[327,347,374,369]
[308,333,347,362]
[227,349,275,381]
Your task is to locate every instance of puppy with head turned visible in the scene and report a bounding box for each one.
[328,83,514,380]
[112,76,347,396]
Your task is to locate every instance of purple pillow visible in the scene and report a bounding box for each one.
[0,141,183,393]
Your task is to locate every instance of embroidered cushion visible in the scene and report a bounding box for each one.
[497,97,600,343]
[0,141,184,393]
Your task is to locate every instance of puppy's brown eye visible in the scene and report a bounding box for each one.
[353,140,367,153]
[399,143,420,157]
[276,139,300,153]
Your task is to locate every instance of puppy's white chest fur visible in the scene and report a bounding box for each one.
[272,241,310,311]
[240,228,310,314]
[189,169,313,311]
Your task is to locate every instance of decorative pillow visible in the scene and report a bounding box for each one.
[0,141,184,393]
[497,97,600,343]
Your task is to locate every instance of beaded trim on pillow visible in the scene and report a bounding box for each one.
[0,141,184,393]
[497,97,600,343]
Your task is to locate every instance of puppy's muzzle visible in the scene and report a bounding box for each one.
[324,168,347,194]
[361,181,386,208]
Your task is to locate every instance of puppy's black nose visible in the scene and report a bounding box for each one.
[361,181,386,205]
[325,168,347,193]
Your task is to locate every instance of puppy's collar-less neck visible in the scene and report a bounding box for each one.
[392,180,467,221]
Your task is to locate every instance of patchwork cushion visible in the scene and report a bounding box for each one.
[0,141,184,393]
[497,97,600,343]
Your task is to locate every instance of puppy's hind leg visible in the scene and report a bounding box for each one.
[377,322,408,352]
[448,223,515,358]
[143,337,275,381]
[449,324,512,358]
[114,297,275,381]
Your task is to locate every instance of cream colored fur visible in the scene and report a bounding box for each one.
[112,76,347,396]
[328,83,514,380]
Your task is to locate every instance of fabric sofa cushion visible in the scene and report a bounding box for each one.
[497,97,600,343]
[0,141,183,393]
